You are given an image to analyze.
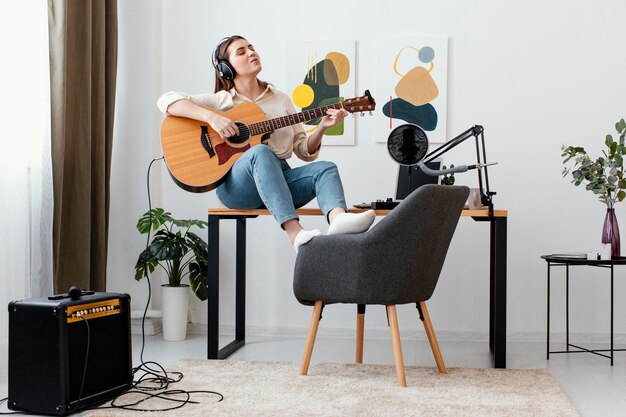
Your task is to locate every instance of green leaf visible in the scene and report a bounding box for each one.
[189,262,208,301]
[149,230,188,260]
[618,190,626,202]
[173,219,193,229]
[137,208,174,234]
[188,219,208,229]
[186,232,209,264]
[134,248,158,281]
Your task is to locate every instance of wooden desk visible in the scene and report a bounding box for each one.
[206,207,508,368]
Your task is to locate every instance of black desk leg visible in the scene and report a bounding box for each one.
[235,218,246,342]
[547,262,551,360]
[207,215,247,360]
[611,264,614,366]
[207,215,220,359]
[566,264,570,352]
[490,217,507,368]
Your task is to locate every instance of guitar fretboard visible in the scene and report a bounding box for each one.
[248,102,344,136]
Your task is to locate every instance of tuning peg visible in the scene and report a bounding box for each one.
[360,112,365,117]
[369,111,373,116]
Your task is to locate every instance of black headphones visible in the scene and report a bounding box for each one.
[68,285,82,300]
[212,36,236,81]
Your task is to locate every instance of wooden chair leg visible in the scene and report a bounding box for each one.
[356,307,365,364]
[386,305,407,387]
[300,301,323,376]
[419,301,448,374]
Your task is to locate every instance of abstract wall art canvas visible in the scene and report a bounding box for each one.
[286,40,356,145]
[374,37,448,144]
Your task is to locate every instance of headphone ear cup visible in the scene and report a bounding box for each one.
[68,285,82,301]
[216,60,235,81]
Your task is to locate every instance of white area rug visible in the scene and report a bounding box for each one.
[86,359,579,417]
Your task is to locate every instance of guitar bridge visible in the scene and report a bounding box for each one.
[201,126,216,158]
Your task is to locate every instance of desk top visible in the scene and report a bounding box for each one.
[208,207,508,217]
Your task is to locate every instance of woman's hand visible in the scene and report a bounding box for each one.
[319,108,349,130]
[307,108,349,153]
[207,112,240,139]
[166,99,239,139]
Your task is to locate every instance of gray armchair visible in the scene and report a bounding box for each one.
[293,184,469,386]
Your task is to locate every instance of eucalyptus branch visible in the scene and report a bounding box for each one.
[561,118,626,208]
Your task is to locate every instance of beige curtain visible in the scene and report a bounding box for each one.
[48,0,117,293]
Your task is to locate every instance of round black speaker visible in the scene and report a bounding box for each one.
[386,124,429,166]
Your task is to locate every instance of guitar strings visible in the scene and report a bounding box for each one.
[205,103,348,140]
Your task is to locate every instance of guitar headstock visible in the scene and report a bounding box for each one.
[342,90,376,114]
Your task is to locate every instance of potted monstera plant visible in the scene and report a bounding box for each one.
[135,208,208,341]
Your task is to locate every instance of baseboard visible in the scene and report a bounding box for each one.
[185,323,626,344]
[131,317,162,335]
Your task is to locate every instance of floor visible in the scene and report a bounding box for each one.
[2,333,625,416]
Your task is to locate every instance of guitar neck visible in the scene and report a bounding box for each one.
[248,102,345,136]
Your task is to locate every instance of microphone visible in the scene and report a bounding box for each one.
[417,161,498,176]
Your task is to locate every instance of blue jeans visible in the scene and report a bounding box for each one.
[216,145,347,226]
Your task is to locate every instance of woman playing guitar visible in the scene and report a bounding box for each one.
[157,35,375,251]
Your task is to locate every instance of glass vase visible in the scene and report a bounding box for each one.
[602,207,620,258]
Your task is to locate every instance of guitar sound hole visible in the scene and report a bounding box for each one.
[228,122,250,145]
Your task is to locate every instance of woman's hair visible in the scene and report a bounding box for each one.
[213,35,269,93]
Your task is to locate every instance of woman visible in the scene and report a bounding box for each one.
[157,35,375,251]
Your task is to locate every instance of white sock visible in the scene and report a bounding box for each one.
[293,229,321,253]
[327,210,376,235]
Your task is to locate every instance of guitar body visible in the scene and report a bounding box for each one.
[160,101,268,192]
[160,90,375,193]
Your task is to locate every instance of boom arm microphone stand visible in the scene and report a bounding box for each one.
[420,125,497,214]
[387,123,498,216]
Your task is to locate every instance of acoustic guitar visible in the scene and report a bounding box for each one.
[160,90,376,192]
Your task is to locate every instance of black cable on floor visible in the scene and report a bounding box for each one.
[88,156,223,412]
[2,157,223,414]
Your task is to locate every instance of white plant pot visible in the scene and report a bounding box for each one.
[161,284,190,341]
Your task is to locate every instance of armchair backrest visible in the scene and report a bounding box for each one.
[293,185,469,305]
[361,185,469,303]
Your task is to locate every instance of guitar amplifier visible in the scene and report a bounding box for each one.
[8,291,133,415]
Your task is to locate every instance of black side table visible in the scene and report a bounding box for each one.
[541,255,626,365]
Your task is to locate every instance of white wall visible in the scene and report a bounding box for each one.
[108,0,626,341]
